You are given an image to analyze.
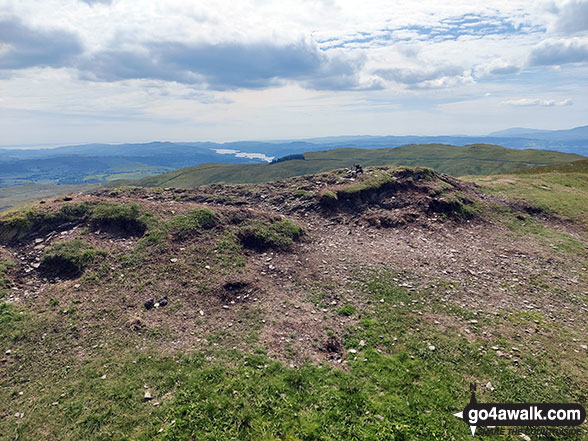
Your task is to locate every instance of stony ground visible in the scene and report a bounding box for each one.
[2,167,586,365]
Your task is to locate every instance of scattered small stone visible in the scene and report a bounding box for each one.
[496,351,505,357]
[199,310,204,316]
[5,349,11,355]
[348,349,357,354]
[34,238,44,244]
[486,382,495,391]
[428,345,436,351]
[51,401,59,406]
[205,265,211,270]
[144,391,152,400]
[359,340,366,347]
[469,319,478,324]
[491,346,499,351]
[519,434,531,441]
[100,374,107,380]
[170,258,178,263]
[14,412,24,418]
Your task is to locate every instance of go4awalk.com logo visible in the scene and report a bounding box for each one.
[453,383,586,437]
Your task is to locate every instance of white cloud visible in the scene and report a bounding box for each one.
[528,37,588,65]
[551,0,588,34]
[502,98,573,106]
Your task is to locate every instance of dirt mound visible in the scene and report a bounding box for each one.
[2,164,579,371]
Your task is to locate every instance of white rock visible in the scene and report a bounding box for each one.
[428,345,436,351]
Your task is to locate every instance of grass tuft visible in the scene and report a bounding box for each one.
[167,208,217,240]
[41,239,104,279]
[237,219,303,251]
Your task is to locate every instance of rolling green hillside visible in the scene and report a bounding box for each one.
[138,143,583,188]
[466,158,588,223]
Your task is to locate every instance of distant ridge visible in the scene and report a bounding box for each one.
[489,125,588,142]
[137,143,582,188]
[488,127,553,137]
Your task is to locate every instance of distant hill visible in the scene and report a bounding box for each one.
[488,127,553,137]
[489,125,588,142]
[137,143,582,188]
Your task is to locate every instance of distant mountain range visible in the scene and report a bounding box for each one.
[0,125,585,187]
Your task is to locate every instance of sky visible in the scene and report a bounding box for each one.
[0,0,587,146]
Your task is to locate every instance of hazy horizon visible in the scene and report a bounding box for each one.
[1,122,586,151]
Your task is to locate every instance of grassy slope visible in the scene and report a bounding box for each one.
[0,183,98,212]
[138,144,582,188]
[466,159,588,223]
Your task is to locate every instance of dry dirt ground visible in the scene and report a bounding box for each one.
[1,167,587,370]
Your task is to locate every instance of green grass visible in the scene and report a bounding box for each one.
[502,214,587,255]
[210,232,246,271]
[318,190,338,208]
[137,144,582,188]
[0,258,15,298]
[467,164,588,223]
[167,208,217,239]
[0,202,93,243]
[237,219,303,251]
[430,193,480,220]
[89,202,147,235]
[337,303,356,316]
[0,202,152,244]
[41,239,104,278]
[336,172,395,198]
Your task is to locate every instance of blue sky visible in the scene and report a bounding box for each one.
[0,0,587,146]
